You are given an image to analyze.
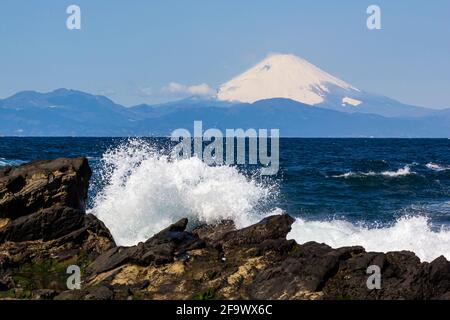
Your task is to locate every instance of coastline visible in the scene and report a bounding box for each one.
[0,157,449,300]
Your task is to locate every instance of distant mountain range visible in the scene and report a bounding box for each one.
[0,54,449,137]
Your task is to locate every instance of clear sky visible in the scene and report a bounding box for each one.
[1,0,449,108]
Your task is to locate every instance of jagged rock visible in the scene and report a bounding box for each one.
[0,219,9,230]
[0,157,115,300]
[0,275,13,291]
[87,218,204,276]
[54,285,112,300]
[216,215,295,247]
[0,157,91,219]
[0,206,85,242]
[247,242,365,299]
[84,215,450,300]
[193,220,235,243]
[84,285,114,300]
[31,289,57,300]
[320,250,450,300]
[427,256,450,299]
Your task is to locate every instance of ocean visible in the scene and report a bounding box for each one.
[1,137,449,262]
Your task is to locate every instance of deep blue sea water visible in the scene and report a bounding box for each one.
[1,137,450,260]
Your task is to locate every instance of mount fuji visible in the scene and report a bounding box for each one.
[217,54,432,118]
[218,54,361,106]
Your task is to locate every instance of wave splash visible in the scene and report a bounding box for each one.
[90,139,279,246]
[288,216,450,262]
[90,141,450,262]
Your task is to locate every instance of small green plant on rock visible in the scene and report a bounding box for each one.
[195,288,215,300]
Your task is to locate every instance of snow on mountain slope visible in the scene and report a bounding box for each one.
[342,96,362,107]
[217,54,361,105]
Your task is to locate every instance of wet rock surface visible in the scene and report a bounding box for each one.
[0,157,449,300]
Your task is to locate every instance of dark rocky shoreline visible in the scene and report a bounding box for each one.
[0,157,449,300]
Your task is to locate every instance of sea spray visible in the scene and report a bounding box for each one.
[287,216,450,262]
[90,139,279,246]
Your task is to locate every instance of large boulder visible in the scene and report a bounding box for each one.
[0,157,91,219]
[0,157,111,247]
[86,218,205,276]
[0,206,84,242]
[321,250,450,300]
[0,158,114,299]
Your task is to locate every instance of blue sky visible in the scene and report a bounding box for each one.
[1,0,449,108]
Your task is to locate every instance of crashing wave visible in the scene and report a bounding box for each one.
[90,141,450,262]
[90,139,278,246]
[288,216,450,262]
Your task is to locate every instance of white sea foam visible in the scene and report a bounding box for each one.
[426,162,450,172]
[288,216,450,262]
[90,139,278,246]
[332,165,413,178]
[0,157,26,167]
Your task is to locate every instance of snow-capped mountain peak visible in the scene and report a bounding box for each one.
[217,53,360,105]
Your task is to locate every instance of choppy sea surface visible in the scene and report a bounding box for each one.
[1,137,450,261]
